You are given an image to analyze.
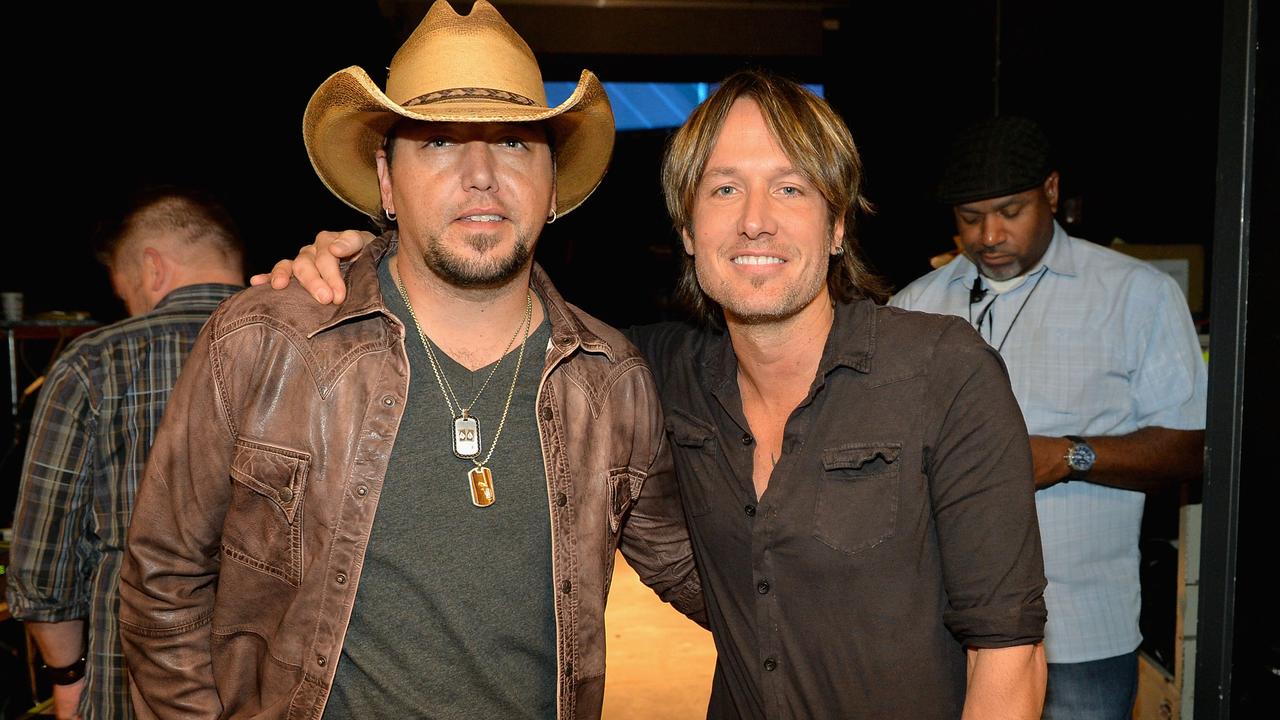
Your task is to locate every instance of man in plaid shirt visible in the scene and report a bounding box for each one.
[6,188,244,719]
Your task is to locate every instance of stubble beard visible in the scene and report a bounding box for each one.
[700,260,828,326]
[975,257,1024,282]
[421,230,536,289]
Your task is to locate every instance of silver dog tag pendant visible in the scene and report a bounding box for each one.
[453,416,481,458]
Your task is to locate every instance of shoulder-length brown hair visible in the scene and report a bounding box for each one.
[661,70,889,324]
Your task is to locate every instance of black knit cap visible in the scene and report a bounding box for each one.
[936,116,1053,205]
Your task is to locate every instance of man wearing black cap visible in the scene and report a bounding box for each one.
[891,116,1207,719]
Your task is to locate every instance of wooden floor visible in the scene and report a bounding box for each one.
[601,551,716,719]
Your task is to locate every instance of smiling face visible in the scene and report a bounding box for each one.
[953,172,1059,281]
[682,98,843,326]
[377,120,556,289]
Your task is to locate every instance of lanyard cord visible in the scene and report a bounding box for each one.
[966,268,1048,354]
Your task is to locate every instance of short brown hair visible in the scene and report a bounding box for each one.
[661,70,889,323]
[95,186,244,273]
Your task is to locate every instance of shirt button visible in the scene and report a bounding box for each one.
[336,573,347,585]
[556,492,568,507]
[757,580,770,595]
[382,395,396,406]
[317,655,327,667]
[741,433,753,446]
[355,485,368,497]
[763,658,777,672]
[744,504,756,517]
[278,487,294,502]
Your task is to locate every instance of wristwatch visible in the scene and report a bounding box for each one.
[1064,435,1096,480]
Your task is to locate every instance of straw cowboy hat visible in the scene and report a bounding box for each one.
[303,0,614,219]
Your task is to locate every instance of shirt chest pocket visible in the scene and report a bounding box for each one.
[1019,324,1127,423]
[813,443,901,555]
[664,410,717,517]
[223,440,310,587]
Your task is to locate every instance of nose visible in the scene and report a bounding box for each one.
[980,214,1004,247]
[460,141,497,193]
[739,187,777,240]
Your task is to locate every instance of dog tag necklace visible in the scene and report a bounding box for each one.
[395,271,532,507]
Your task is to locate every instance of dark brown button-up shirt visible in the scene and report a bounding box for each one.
[631,298,1046,720]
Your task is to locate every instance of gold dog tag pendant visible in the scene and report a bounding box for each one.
[469,466,496,507]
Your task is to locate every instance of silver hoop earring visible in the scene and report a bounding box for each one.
[546,209,557,225]
[832,245,845,256]
[384,208,397,222]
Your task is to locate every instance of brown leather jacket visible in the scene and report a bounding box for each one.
[120,234,704,719]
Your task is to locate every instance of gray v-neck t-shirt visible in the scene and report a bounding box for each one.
[325,256,555,719]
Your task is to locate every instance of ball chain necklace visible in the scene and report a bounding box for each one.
[394,265,533,508]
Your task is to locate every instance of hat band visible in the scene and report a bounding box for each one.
[404,87,538,108]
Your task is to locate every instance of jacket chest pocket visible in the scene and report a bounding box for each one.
[223,440,310,587]
[665,410,717,517]
[813,443,901,555]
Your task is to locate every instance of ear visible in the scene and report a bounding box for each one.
[680,227,695,256]
[375,147,395,217]
[548,171,558,221]
[831,216,846,255]
[141,247,165,291]
[1043,171,1060,214]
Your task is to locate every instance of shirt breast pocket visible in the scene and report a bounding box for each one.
[664,409,716,517]
[223,439,310,587]
[813,443,901,555]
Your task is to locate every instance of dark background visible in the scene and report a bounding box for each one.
[4,0,1265,714]
[0,0,1225,326]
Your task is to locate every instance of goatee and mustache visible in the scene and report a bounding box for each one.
[421,230,534,289]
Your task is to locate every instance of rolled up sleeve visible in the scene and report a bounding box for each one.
[926,319,1047,648]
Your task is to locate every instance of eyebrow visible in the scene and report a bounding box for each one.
[702,165,805,180]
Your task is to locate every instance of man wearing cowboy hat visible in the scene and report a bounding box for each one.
[118,2,701,718]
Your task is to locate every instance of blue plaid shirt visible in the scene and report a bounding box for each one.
[7,283,240,719]
[891,223,1206,663]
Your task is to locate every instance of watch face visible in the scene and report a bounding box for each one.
[1068,443,1096,472]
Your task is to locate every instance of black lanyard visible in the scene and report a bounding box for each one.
[966,268,1047,354]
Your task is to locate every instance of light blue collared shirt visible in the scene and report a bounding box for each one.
[890,222,1207,663]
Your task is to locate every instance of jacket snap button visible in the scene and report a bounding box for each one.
[741,433,753,445]
[540,405,554,421]
[355,485,368,497]
[556,492,567,507]
[317,655,327,667]
[757,580,770,595]
[279,487,294,502]
[382,395,395,406]
[561,580,572,594]
[336,573,347,585]
[763,658,777,672]
[744,504,756,517]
